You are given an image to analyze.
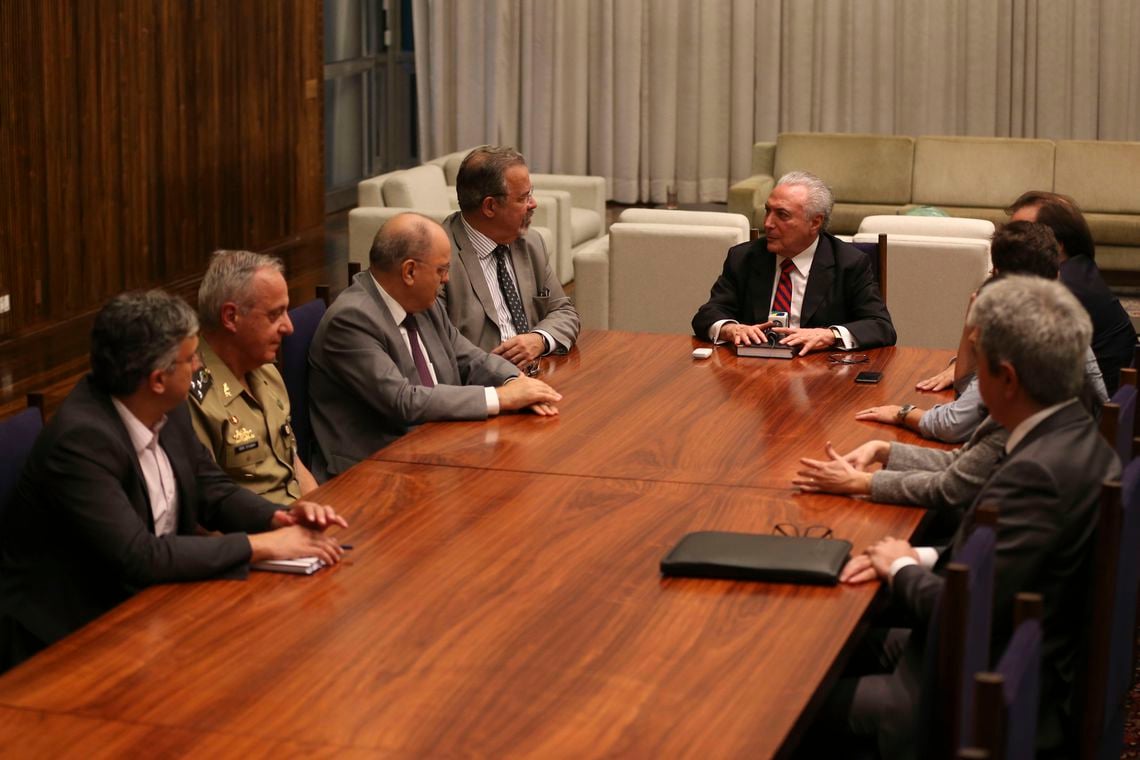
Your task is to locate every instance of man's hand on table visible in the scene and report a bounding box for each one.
[497,375,562,416]
[840,537,919,584]
[771,326,837,354]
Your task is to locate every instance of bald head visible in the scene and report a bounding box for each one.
[368,213,452,314]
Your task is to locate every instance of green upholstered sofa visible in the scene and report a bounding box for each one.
[728,132,1140,277]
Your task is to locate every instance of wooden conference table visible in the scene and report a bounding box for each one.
[0,331,953,758]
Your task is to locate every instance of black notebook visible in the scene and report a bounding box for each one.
[660,531,852,586]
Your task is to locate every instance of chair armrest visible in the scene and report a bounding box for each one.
[751,142,776,175]
[532,189,574,284]
[572,237,611,331]
[727,175,774,228]
[532,174,607,221]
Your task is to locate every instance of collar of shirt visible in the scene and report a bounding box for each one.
[460,215,501,262]
[1004,398,1079,454]
[782,235,820,277]
[371,271,408,325]
[111,396,168,456]
[197,338,249,408]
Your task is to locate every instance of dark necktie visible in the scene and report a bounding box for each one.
[401,315,435,387]
[494,245,530,335]
[771,257,796,315]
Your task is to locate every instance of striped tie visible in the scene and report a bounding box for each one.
[771,257,795,315]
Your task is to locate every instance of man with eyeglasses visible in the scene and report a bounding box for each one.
[308,212,562,479]
[189,250,319,505]
[0,290,347,672]
[439,145,580,368]
[692,170,895,354]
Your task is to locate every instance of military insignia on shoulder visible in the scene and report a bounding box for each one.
[189,366,213,403]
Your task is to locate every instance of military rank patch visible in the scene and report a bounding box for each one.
[189,366,213,403]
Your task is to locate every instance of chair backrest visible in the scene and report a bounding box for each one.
[849,233,888,302]
[858,214,996,241]
[380,164,452,210]
[0,407,44,519]
[279,298,328,469]
[616,208,752,239]
[607,222,747,334]
[917,522,997,760]
[969,593,1044,760]
[1100,371,1137,464]
[854,232,990,350]
[1075,457,1140,760]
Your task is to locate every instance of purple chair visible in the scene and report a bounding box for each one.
[916,508,997,760]
[850,233,888,301]
[279,297,327,470]
[1099,367,1137,464]
[0,406,44,519]
[1076,456,1140,760]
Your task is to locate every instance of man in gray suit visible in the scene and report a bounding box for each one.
[821,276,1119,759]
[439,145,579,368]
[309,213,562,478]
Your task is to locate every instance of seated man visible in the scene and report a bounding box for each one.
[0,290,346,672]
[439,145,580,367]
[189,250,318,505]
[856,221,1107,442]
[692,170,895,354]
[824,276,1119,759]
[308,213,562,478]
[1008,190,1137,394]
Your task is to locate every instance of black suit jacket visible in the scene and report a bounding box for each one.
[892,400,1119,751]
[0,377,278,665]
[691,232,896,348]
[1060,255,1137,395]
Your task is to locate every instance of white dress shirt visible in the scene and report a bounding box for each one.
[459,216,555,353]
[112,398,178,537]
[372,273,500,414]
[710,236,856,348]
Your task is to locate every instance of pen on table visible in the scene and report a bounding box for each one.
[340,544,354,551]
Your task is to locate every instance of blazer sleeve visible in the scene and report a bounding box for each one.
[526,235,580,352]
[42,417,258,587]
[321,301,495,424]
[692,243,751,339]
[870,426,1007,511]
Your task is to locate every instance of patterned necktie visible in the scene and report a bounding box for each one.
[494,245,530,335]
[401,315,435,387]
[771,257,796,315]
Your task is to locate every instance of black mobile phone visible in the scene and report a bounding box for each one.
[855,371,882,384]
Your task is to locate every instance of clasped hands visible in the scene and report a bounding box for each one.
[252,501,349,566]
[839,537,919,584]
[492,332,546,367]
[720,321,837,354]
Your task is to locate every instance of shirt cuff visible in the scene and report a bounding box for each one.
[533,329,555,355]
[485,387,500,415]
[710,319,736,343]
[888,546,938,582]
[832,324,858,350]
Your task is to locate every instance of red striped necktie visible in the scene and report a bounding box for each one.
[771,257,796,315]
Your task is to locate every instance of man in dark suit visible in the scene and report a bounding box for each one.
[831,276,1119,758]
[308,213,562,478]
[0,291,346,672]
[1007,190,1136,394]
[692,170,895,353]
[439,146,579,367]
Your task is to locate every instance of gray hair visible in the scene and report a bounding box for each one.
[776,171,834,230]
[90,290,199,396]
[369,213,436,271]
[455,145,527,212]
[198,250,285,330]
[967,275,1091,407]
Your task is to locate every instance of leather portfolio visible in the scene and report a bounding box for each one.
[660,531,852,586]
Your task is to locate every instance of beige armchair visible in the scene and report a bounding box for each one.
[427,148,606,284]
[573,209,751,333]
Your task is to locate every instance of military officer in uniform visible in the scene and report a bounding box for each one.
[189,250,318,504]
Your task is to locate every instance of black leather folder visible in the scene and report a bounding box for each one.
[660,531,853,586]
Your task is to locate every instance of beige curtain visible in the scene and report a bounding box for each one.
[413,0,1140,204]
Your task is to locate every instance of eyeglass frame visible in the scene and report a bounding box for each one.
[772,522,835,539]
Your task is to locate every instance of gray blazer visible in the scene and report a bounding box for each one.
[440,212,580,354]
[308,271,518,478]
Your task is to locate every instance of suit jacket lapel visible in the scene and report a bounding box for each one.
[158,421,199,534]
[93,386,157,532]
[801,235,834,328]
[449,215,500,326]
[747,241,778,325]
[359,272,420,383]
[414,309,460,385]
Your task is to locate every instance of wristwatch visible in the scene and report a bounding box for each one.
[896,404,916,426]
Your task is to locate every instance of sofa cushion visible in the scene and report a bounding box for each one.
[773,133,915,205]
[829,204,910,236]
[381,164,452,210]
[1081,212,1140,247]
[911,136,1054,209]
[569,207,604,247]
[1055,140,1140,214]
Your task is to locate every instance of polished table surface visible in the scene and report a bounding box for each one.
[0,330,954,758]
